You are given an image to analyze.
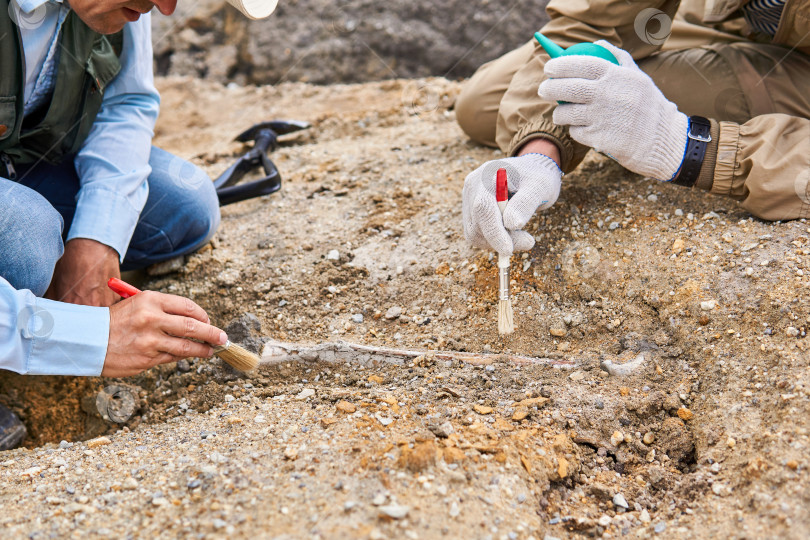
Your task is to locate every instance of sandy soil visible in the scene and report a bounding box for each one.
[0,77,808,539]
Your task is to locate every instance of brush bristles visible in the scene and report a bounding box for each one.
[498,299,514,335]
[216,342,259,372]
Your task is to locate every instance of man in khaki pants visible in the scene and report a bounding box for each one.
[458,0,810,259]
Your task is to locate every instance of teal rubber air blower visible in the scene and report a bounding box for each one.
[533,32,620,65]
[534,32,620,105]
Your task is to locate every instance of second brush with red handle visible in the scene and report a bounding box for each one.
[495,168,514,335]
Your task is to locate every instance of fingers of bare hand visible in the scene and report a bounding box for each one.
[159,337,214,359]
[140,352,179,373]
[162,316,226,346]
[160,294,210,323]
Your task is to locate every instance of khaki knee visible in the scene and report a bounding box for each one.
[456,75,500,148]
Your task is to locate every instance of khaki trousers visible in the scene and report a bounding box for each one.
[455,10,810,220]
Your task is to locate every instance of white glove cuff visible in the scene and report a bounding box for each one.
[520,152,564,177]
[648,110,689,182]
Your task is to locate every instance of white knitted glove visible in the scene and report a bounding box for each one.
[462,154,562,256]
[538,40,688,182]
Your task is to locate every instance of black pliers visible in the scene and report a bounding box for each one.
[214,120,310,206]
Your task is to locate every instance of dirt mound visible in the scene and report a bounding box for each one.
[151,0,549,85]
[1,77,808,538]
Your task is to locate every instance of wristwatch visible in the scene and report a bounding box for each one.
[673,116,711,187]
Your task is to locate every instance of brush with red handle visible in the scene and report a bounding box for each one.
[107,278,259,372]
[496,168,514,335]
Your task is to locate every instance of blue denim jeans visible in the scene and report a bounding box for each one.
[0,147,220,296]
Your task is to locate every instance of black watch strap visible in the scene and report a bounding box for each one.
[673,116,711,187]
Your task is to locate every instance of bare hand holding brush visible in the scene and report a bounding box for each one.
[104,290,227,377]
[106,278,259,376]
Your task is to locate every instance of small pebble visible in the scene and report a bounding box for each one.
[86,437,111,449]
[700,300,717,311]
[378,504,410,519]
[640,509,651,523]
[352,314,364,324]
[326,250,340,261]
[428,421,454,438]
[613,493,629,509]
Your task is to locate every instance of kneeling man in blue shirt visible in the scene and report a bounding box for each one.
[0,0,278,446]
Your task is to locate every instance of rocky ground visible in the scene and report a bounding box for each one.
[0,77,808,538]
[150,0,548,85]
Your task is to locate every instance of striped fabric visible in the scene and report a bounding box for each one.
[742,0,786,36]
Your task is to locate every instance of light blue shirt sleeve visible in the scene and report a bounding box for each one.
[68,14,160,261]
[0,277,109,376]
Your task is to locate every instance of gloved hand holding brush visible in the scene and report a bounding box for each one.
[462,153,562,256]
[538,40,689,182]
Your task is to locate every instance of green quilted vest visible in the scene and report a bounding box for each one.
[0,0,124,172]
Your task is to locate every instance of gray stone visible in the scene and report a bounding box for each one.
[428,421,454,438]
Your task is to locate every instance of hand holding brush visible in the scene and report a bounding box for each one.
[107,278,259,374]
[461,154,564,335]
[496,168,515,335]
